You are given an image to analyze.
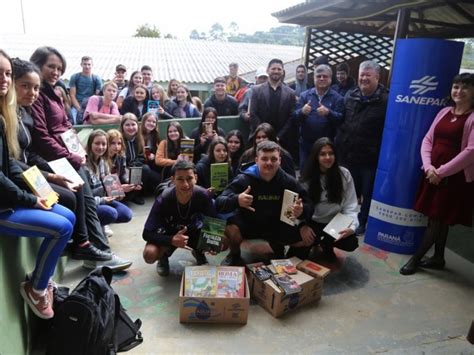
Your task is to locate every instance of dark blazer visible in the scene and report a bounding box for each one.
[249,82,296,144]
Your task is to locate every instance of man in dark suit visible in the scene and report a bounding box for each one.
[250,58,297,158]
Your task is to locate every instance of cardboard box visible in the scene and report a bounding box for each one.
[179,272,250,324]
[247,267,323,318]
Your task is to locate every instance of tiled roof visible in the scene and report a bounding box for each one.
[0,34,303,84]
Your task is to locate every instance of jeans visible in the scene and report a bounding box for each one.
[96,200,133,226]
[0,204,75,290]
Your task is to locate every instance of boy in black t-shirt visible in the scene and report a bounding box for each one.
[142,160,218,276]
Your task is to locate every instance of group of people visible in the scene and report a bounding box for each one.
[1,44,473,322]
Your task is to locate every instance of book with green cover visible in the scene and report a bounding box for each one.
[197,216,226,253]
[184,266,217,297]
[21,165,58,208]
[180,138,195,162]
[210,163,228,192]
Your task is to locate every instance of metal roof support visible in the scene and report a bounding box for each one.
[388,8,411,84]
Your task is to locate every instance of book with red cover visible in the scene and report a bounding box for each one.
[270,259,297,274]
[103,174,125,198]
[216,266,245,298]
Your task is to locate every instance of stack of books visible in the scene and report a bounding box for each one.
[184,266,245,298]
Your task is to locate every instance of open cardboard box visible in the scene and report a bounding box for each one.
[247,257,329,318]
[179,271,250,324]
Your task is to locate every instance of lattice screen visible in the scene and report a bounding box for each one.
[306,28,393,70]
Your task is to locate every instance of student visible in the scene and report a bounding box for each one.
[120,84,149,120]
[0,49,75,319]
[84,130,133,234]
[150,84,177,120]
[216,141,313,266]
[155,121,187,180]
[83,81,122,125]
[189,107,226,163]
[142,160,218,276]
[240,122,296,177]
[195,137,234,195]
[141,65,154,90]
[29,46,132,272]
[226,130,245,176]
[167,78,180,100]
[140,112,161,170]
[299,137,359,261]
[120,113,161,203]
[107,129,142,195]
[204,77,238,117]
[172,84,200,118]
[117,70,143,109]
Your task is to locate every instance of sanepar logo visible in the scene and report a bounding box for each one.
[395,75,447,106]
[409,75,438,94]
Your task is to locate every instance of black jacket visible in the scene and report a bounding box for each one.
[203,94,238,117]
[195,155,234,191]
[336,84,388,167]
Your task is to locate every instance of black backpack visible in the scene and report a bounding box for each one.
[47,267,143,355]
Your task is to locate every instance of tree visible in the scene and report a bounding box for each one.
[134,24,161,38]
[228,22,239,37]
[209,23,226,41]
[190,29,206,40]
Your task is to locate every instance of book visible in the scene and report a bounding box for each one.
[184,266,217,297]
[179,138,195,162]
[210,163,228,192]
[216,266,245,298]
[102,174,125,198]
[202,122,213,135]
[128,166,143,185]
[197,216,226,253]
[271,273,302,295]
[297,260,331,279]
[147,100,160,115]
[246,262,272,281]
[21,165,58,208]
[60,129,86,158]
[270,259,297,274]
[323,212,354,240]
[280,189,298,226]
[48,157,84,186]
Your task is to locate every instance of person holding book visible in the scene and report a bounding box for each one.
[120,84,150,120]
[140,112,161,170]
[84,130,133,233]
[150,84,177,120]
[190,107,226,163]
[196,137,234,196]
[0,49,75,319]
[167,78,180,101]
[400,73,474,275]
[226,130,245,176]
[29,46,132,271]
[240,123,296,177]
[116,70,143,109]
[155,121,187,180]
[82,81,122,125]
[216,141,313,266]
[299,137,359,262]
[171,84,200,118]
[142,160,218,276]
[120,113,161,204]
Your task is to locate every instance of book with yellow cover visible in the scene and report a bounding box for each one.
[21,165,58,208]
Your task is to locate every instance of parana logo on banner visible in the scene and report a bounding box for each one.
[395,75,447,106]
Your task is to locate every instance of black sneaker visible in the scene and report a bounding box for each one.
[220,253,244,266]
[156,256,170,276]
[131,195,145,205]
[72,243,112,261]
[192,250,208,265]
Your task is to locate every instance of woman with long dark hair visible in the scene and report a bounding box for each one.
[155,121,187,180]
[190,107,226,163]
[296,137,359,261]
[226,129,245,175]
[400,73,474,275]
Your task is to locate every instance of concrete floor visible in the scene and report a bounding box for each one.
[61,197,474,354]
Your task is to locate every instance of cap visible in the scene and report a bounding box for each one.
[255,67,268,78]
[115,64,127,72]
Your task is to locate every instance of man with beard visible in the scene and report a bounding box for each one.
[249,58,297,160]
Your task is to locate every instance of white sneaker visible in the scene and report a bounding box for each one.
[83,254,132,272]
[103,225,114,238]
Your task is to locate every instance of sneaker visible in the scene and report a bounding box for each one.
[156,256,170,277]
[355,225,366,236]
[103,225,114,238]
[72,243,112,261]
[131,195,145,205]
[83,254,132,272]
[20,281,54,319]
[220,253,244,266]
[192,250,208,265]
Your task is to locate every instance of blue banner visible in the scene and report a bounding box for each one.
[364,39,464,254]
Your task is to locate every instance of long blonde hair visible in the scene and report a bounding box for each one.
[0,50,19,158]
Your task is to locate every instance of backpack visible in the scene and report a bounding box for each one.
[47,267,143,355]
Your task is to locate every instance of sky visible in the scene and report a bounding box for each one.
[1,0,303,39]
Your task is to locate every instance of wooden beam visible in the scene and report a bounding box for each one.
[448,2,474,23]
